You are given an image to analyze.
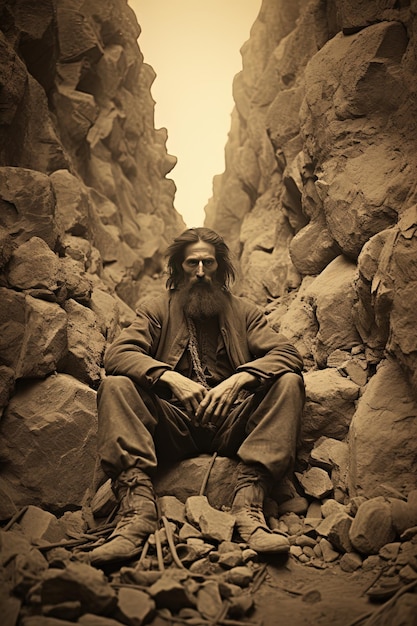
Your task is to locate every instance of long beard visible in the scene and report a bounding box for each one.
[178,281,228,319]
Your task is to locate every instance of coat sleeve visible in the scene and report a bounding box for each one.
[103,298,172,387]
[234,301,304,380]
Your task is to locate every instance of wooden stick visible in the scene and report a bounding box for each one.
[161,515,186,569]
[199,452,218,496]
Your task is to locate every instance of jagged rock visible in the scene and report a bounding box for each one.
[7,237,59,292]
[0,365,14,414]
[154,455,240,509]
[0,168,59,249]
[302,22,409,258]
[0,374,97,519]
[306,256,362,367]
[295,535,316,549]
[326,514,353,554]
[61,298,105,386]
[302,369,360,444]
[89,288,120,343]
[390,491,417,535]
[377,207,417,391]
[327,350,352,368]
[0,226,15,269]
[61,235,93,269]
[0,528,49,598]
[337,357,368,386]
[340,552,362,573]
[321,499,346,518]
[297,467,333,500]
[349,497,397,555]
[178,523,202,541]
[50,170,90,237]
[348,359,417,498]
[218,551,245,569]
[316,510,352,552]
[184,538,214,559]
[185,496,235,543]
[379,542,401,562]
[306,501,323,521]
[57,257,93,304]
[148,573,195,611]
[224,566,254,587]
[40,563,117,615]
[319,538,339,563]
[273,277,318,368]
[158,495,186,525]
[113,587,155,625]
[197,580,223,621]
[310,437,349,474]
[0,288,67,379]
[17,506,66,545]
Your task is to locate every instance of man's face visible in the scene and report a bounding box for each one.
[181,241,218,286]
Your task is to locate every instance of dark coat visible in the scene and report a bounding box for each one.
[104,290,304,388]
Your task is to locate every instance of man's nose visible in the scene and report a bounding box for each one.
[196,261,205,277]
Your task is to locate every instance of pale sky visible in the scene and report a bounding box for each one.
[129,1,261,227]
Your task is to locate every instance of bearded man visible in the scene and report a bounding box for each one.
[90,227,305,566]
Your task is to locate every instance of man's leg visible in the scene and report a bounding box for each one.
[90,375,202,565]
[213,372,305,553]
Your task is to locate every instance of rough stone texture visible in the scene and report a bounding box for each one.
[0,287,68,380]
[0,0,185,514]
[0,4,417,607]
[204,0,417,502]
[185,496,235,543]
[61,299,105,387]
[154,456,240,509]
[348,358,417,498]
[0,374,97,519]
[302,369,360,445]
[349,497,397,555]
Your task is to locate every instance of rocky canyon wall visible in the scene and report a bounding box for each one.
[0,0,417,522]
[205,0,417,500]
[0,0,185,519]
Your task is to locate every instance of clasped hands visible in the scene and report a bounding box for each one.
[159,370,257,427]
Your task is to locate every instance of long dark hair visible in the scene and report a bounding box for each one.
[166,227,236,290]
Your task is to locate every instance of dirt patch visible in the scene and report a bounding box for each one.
[252,557,378,625]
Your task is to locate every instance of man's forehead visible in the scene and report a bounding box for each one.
[183,241,216,258]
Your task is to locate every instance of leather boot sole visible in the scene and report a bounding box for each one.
[89,535,144,566]
[248,528,290,554]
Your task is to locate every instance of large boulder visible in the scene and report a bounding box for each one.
[6,236,59,293]
[302,368,360,446]
[0,374,97,519]
[0,288,67,380]
[348,358,417,498]
[0,168,58,249]
[61,299,106,387]
[306,256,362,367]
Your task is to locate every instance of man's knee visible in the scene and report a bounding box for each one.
[98,375,139,401]
[273,372,305,396]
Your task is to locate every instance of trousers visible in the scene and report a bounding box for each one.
[97,372,305,486]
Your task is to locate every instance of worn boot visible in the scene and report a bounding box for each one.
[232,482,290,554]
[89,468,157,566]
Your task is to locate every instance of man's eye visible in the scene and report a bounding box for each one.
[186,260,198,266]
[204,260,214,266]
